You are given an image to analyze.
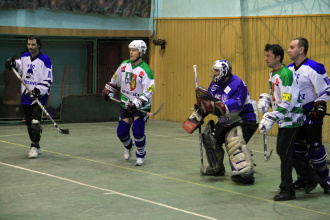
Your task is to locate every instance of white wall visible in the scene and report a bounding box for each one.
[157,0,329,18]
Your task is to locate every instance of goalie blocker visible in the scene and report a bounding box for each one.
[182,87,213,134]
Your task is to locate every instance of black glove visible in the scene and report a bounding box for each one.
[311,101,327,119]
[5,57,16,70]
[102,82,117,101]
[30,88,41,100]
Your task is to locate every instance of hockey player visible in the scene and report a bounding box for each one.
[5,35,53,158]
[102,40,154,166]
[258,44,319,201]
[193,59,259,184]
[287,37,330,194]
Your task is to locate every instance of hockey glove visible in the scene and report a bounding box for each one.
[102,82,117,101]
[5,57,16,70]
[257,93,271,114]
[259,112,277,133]
[30,88,41,100]
[198,99,227,116]
[311,101,327,119]
[132,98,145,109]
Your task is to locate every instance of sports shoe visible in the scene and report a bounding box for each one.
[305,179,319,194]
[124,148,132,160]
[135,158,145,166]
[293,179,306,189]
[320,181,330,194]
[273,190,296,201]
[28,147,41,159]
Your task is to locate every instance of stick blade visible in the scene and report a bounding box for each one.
[60,129,70,134]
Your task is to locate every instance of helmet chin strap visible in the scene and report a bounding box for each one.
[131,52,143,64]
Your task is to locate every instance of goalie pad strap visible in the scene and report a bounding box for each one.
[225,126,254,180]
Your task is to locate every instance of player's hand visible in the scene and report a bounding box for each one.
[5,57,16,70]
[102,82,117,101]
[30,88,41,100]
[125,102,137,113]
[257,93,271,114]
[132,98,144,109]
[259,112,277,133]
[311,101,327,119]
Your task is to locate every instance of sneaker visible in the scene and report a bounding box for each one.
[124,148,132,160]
[273,190,296,201]
[293,179,306,189]
[320,181,330,194]
[135,158,145,166]
[28,147,41,159]
[305,179,319,194]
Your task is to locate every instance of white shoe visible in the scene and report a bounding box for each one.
[28,147,41,159]
[135,158,145,166]
[124,148,132,160]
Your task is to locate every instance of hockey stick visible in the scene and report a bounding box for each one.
[109,97,164,117]
[193,65,205,169]
[12,68,69,134]
[263,129,273,162]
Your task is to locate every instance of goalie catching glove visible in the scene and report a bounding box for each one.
[102,82,117,101]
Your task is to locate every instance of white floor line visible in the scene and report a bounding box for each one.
[0,162,218,220]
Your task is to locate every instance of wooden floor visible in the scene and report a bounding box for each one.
[0,120,329,220]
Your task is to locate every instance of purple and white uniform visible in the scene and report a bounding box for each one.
[208,75,259,126]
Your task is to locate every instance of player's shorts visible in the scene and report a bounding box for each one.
[119,106,150,121]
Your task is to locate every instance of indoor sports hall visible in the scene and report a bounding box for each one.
[0,1,329,220]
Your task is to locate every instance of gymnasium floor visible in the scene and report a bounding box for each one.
[0,120,329,220]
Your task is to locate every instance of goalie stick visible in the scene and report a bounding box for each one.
[193,65,206,171]
[109,97,164,117]
[12,68,69,134]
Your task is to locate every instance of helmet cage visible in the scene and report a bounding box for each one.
[211,60,232,83]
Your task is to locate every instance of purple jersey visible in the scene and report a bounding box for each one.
[208,75,258,126]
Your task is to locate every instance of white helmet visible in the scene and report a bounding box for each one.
[211,59,232,83]
[128,40,147,54]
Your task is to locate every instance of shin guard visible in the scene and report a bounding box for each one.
[117,120,133,149]
[309,145,330,184]
[27,119,42,143]
[132,118,146,158]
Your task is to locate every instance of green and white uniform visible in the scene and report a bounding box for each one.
[268,65,303,128]
[110,59,155,110]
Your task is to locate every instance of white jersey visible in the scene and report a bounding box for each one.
[110,59,155,110]
[268,65,303,128]
[16,52,53,105]
[288,58,330,106]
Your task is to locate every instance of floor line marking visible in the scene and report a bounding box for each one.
[0,139,328,216]
[0,162,218,220]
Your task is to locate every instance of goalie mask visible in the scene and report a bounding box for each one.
[211,59,232,83]
[129,40,147,54]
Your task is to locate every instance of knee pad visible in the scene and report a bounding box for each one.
[201,120,225,176]
[225,126,254,182]
[28,119,42,142]
[132,118,145,139]
[117,120,131,139]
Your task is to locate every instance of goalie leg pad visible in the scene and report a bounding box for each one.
[225,126,254,183]
[201,120,226,176]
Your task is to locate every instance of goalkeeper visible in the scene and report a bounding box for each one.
[187,59,259,184]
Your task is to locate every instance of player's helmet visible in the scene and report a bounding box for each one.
[211,59,232,83]
[128,40,147,54]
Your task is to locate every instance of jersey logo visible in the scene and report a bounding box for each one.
[282,93,292,102]
[324,77,330,86]
[125,72,137,91]
[26,68,34,80]
[121,65,127,72]
[275,77,280,86]
[139,71,145,78]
